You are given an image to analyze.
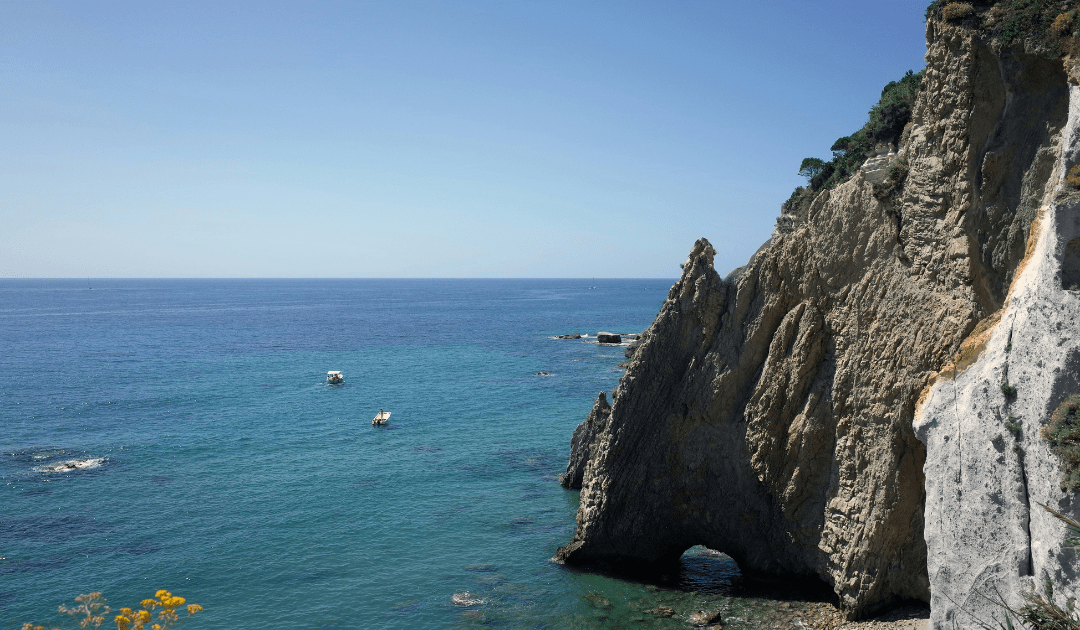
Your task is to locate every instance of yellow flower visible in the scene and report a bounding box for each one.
[140,600,157,610]
[137,610,151,623]
[115,614,130,630]
[186,604,202,615]
[119,609,133,617]
[154,591,169,600]
[151,625,161,630]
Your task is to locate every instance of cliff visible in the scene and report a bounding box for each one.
[560,391,611,490]
[556,15,1080,624]
[914,83,1080,629]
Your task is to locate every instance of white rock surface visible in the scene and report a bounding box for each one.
[861,143,898,184]
[915,84,1080,629]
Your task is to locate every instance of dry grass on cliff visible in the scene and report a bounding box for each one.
[1041,394,1080,491]
[1066,165,1080,189]
[995,572,1080,630]
[1006,507,1080,630]
[1052,12,1075,36]
[927,0,1080,58]
[942,2,974,21]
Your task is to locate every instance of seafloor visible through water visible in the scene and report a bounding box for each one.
[1,279,833,630]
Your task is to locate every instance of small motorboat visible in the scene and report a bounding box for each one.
[372,409,390,426]
[327,371,344,384]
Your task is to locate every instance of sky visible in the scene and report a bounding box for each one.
[0,0,932,278]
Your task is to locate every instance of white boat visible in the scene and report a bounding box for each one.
[372,409,390,425]
[327,371,344,384]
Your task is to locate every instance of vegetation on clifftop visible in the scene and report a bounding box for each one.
[926,0,1080,57]
[784,0,1080,219]
[784,69,924,216]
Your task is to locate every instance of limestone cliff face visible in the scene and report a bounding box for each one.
[560,392,611,490]
[557,19,1073,621]
[915,79,1080,630]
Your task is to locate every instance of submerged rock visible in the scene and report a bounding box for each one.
[450,592,484,607]
[687,609,723,626]
[582,592,611,609]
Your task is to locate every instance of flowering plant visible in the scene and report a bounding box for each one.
[22,591,201,630]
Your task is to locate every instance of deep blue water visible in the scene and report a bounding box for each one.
[1,279,783,630]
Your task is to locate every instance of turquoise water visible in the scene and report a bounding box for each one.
[1,279,807,630]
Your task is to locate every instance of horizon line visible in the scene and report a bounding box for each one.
[0,276,683,281]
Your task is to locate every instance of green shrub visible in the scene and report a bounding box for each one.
[1042,394,1080,491]
[789,69,924,206]
[1006,415,1023,438]
[926,0,1080,57]
[1002,382,1018,398]
[943,2,975,20]
[781,186,815,219]
[798,157,827,181]
[1000,0,1063,50]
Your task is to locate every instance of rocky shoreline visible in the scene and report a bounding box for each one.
[554,8,1080,626]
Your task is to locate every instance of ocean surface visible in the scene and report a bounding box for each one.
[1,279,819,630]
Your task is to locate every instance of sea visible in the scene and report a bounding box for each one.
[0,279,821,630]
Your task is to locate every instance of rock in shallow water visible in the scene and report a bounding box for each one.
[687,609,723,626]
[450,592,484,606]
[582,591,611,609]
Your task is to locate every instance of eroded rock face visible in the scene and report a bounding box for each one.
[560,392,611,490]
[557,20,1069,620]
[915,85,1080,629]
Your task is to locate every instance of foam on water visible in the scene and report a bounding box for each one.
[32,458,105,473]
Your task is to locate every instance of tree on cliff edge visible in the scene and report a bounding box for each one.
[798,157,827,181]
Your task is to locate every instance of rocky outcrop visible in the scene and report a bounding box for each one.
[862,143,900,185]
[560,392,611,489]
[914,85,1080,628]
[556,19,1076,621]
[597,332,622,344]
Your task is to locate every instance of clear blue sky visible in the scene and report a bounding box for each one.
[0,0,930,278]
